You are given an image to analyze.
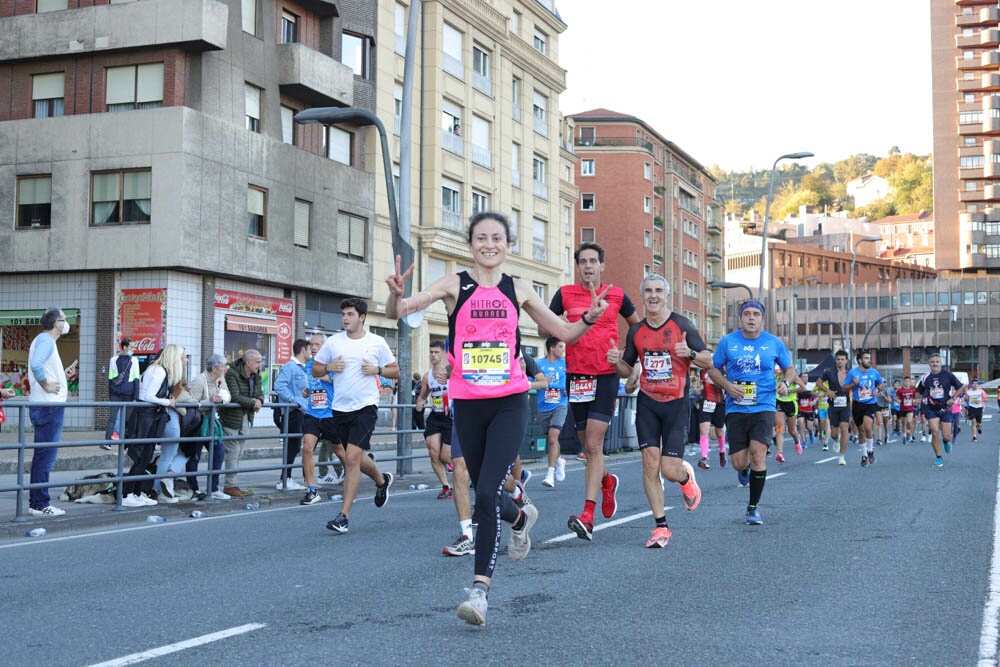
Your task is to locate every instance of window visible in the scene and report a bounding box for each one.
[327,126,352,165]
[245,83,261,131]
[581,159,594,176]
[280,10,297,43]
[644,162,651,180]
[337,211,366,260]
[510,209,520,254]
[561,204,570,234]
[394,3,407,55]
[643,196,651,213]
[281,105,295,145]
[532,217,547,262]
[92,169,152,225]
[472,189,489,213]
[241,0,257,35]
[471,115,491,168]
[579,126,595,145]
[37,0,67,12]
[644,230,651,247]
[533,27,547,54]
[343,32,373,79]
[442,23,463,79]
[427,257,446,284]
[683,219,699,238]
[511,143,521,187]
[683,280,699,298]
[393,83,403,134]
[533,283,545,301]
[581,227,595,243]
[441,178,462,231]
[532,155,547,199]
[294,199,310,247]
[581,193,595,211]
[472,46,491,95]
[17,175,52,229]
[532,91,547,136]
[106,64,163,112]
[511,78,521,122]
[684,249,699,268]
[246,186,266,237]
[511,10,520,36]
[565,248,572,275]
[32,72,64,118]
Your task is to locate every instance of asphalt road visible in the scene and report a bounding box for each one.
[3,420,1000,666]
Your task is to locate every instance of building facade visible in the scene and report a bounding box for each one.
[566,108,723,344]
[930,0,1000,271]
[0,0,380,427]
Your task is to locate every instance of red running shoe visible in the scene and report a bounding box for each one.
[601,473,619,518]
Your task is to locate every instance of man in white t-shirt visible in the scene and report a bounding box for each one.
[313,298,399,534]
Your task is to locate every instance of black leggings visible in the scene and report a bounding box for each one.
[453,393,528,580]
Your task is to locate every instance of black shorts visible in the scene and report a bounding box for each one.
[332,404,379,450]
[891,408,900,418]
[635,392,690,458]
[851,401,879,427]
[829,405,851,428]
[424,412,453,444]
[302,414,339,443]
[776,400,797,419]
[697,398,726,428]
[725,411,775,455]
[800,411,816,422]
[569,373,618,429]
[968,406,983,422]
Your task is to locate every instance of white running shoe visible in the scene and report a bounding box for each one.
[210,490,231,500]
[319,473,341,485]
[838,455,846,466]
[121,494,145,508]
[542,473,555,488]
[276,479,305,491]
[555,457,566,482]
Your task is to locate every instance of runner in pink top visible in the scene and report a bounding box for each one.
[385,211,609,627]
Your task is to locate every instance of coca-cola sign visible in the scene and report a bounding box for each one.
[118,289,166,355]
[214,289,294,317]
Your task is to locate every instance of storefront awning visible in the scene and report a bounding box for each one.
[225,314,278,335]
[0,308,80,326]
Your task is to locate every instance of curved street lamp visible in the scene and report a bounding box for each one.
[758,151,814,299]
[845,236,882,355]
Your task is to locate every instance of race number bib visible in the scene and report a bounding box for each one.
[702,400,717,413]
[735,381,757,407]
[902,396,913,408]
[569,375,597,403]
[858,386,872,400]
[461,341,510,386]
[971,394,984,408]
[929,387,944,400]
[643,350,673,382]
[832,395,847,407]
[544,388,562,404]
[430,394,445,412]
[309,390,329,411]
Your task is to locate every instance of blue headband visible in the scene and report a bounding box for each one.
[739,300,765,315]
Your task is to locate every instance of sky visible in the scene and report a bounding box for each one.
[558,0,933,173]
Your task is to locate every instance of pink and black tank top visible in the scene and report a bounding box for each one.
[447,271,529,400]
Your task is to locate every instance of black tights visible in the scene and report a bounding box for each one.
[453,394,528,579]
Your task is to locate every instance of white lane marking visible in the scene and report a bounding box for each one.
[814,456,840,464]
[767,472,787,480]
[546,510,656,543]
[978,446,1000,666]
[87,623,266,667]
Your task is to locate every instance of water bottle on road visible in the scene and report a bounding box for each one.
[146,515,167,523]
[190,510,206,518]
[26,528,46,537]
[245,502,260,511]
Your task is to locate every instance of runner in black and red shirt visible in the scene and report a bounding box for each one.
[896,376,918,445]
[608,274,709,549]
[551,242,640,542]
[698,368,727,469]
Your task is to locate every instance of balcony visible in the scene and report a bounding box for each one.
[442,130,463,157]
[443,53,463,80]
[706,246,722,261]
[533,114,548,137]
[707,222,722,235]
[708,303,722,316]
[472,72,492,96]
[532,179,548,200]
[573,135,654,154]
[471,145,492,169]
[532,240,548,263]
[986,183,1000,199]
[961,189,987,203]
[442,210,463,232]
[984,28,1000,47]
[276,43,353,107]
[0,0,227,61]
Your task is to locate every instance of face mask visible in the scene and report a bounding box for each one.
[60,321,70,335]
[125,349,134,356]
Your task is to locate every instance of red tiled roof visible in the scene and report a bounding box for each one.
[568,108,634,119]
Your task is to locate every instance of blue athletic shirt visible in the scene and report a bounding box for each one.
[303,359,334,419]
[844,367,884,404]
[712,331,792,414]
[535,355,567,414]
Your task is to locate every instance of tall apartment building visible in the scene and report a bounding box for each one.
[931,0,1000,271]
[567,109,723,344]
[0,0,380,427]
[365,0,576,362]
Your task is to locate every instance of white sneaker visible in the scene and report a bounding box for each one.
[555,457,566,482]
[838,456,846,466]
[542,474,555,488]
[319,473,340,485]
[28,504,66,516]
[140,494,159,506]
[211,490,231,500]
[121,493,145,508]
[276,479,305,491]
[158,493,179,504]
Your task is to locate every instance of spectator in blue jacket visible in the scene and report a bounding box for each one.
[273,339,311,490]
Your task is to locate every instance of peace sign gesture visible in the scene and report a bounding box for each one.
[386,254,414,297]
[584,283,611,324]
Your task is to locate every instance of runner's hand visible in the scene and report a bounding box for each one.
[585,283,612,322]
[606,339,621,365]
[386,254,414,296]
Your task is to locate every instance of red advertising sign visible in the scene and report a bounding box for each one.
[215,289,294,364]
[119,288,167,354]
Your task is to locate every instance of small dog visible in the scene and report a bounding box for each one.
[60,472,116,504]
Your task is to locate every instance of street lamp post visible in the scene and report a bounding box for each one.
[708,280,754,330]
[816,320,845,352]
[860,308,957,353]
[845,236,882,356]
[758,151,814,299]
[295,106,415,473]
[791,290,798,371]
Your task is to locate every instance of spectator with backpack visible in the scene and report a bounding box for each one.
[103,338,140,449]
